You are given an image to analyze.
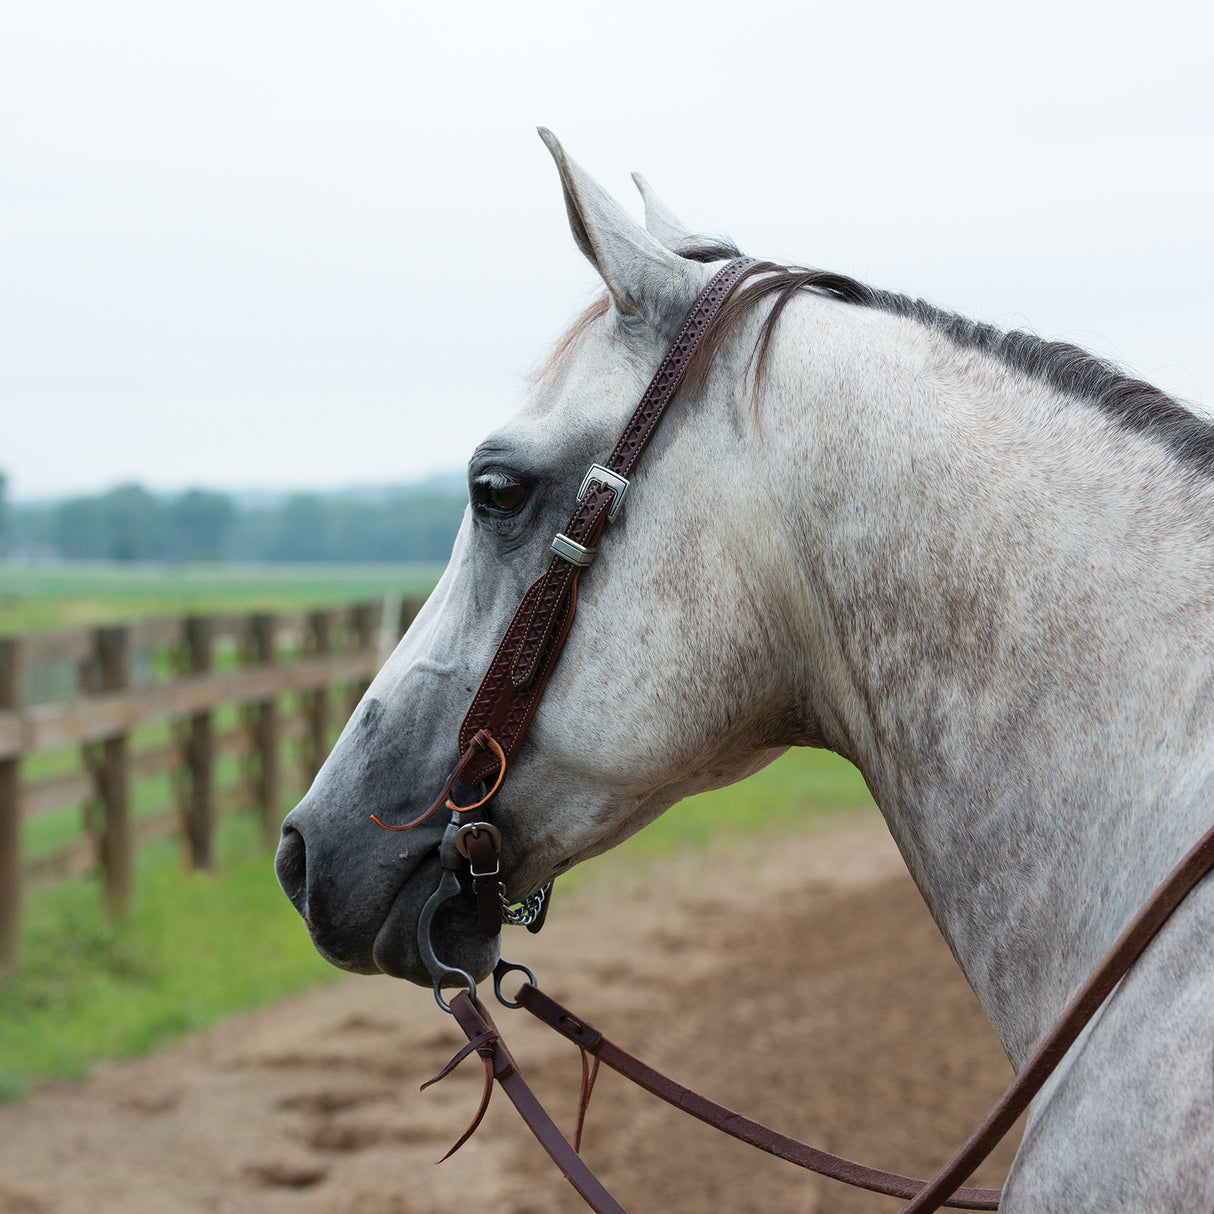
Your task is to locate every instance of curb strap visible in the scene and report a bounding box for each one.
[457,822,553,937]
[515,983,999,1210]
[463,826,506,937]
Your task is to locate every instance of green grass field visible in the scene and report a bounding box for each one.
[0,563,876,1099]
[0,561,445,633]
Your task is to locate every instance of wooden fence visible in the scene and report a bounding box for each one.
[0,597,423,971]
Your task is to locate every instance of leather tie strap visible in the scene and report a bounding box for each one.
[370,729,505,834]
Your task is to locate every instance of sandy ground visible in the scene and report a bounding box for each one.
[0,811,1022,1214]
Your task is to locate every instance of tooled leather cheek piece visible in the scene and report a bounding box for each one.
[371,258,761,931]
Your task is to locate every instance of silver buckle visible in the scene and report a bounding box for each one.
[578,463,629,523]
[551,533,596,567]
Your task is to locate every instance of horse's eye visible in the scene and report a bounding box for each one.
[489,482,527,513]
[472,473,529,517]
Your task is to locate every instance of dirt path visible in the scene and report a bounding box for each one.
[0,812,1021,1214]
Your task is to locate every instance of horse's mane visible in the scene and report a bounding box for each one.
[678,241,1214,477]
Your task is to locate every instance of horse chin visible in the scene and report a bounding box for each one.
[371,852,501,986]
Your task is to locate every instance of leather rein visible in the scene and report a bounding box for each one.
[375,258,1214,1213]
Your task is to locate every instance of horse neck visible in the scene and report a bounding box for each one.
[767,303,1214,1066]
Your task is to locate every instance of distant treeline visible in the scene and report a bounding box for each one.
[2,477,468,563]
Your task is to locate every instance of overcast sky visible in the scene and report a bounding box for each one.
[3,0,1212,500]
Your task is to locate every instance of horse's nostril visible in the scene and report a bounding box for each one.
[275,826,308,914]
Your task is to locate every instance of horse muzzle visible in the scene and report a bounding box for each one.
[274,812,499,985]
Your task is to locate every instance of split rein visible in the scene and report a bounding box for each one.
[409,825,1214,1214]
[372,260,1214,1213]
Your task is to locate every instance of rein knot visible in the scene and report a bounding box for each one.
[421,1026,501,1162]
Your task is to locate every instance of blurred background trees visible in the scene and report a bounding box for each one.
[3,475,467,563]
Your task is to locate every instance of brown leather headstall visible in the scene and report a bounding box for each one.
[373,256,759,934]
[456,255,760,792]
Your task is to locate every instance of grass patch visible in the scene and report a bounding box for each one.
[0,813,339,1100]
[614,747,874,862]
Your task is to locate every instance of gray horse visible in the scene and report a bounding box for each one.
[277,131,1214,1210]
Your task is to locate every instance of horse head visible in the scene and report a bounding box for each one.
[275,131,809,987]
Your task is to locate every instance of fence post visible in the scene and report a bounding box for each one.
[0,638,24,970]
[95,625,133,917]
[377,593,403,669]
[397,597,418,640]
[183,616,215,870]
[302,610,331,785]
[348,603,376,719]
[249,613,280,846]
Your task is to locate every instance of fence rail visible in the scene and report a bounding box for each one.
[0,597,423,971]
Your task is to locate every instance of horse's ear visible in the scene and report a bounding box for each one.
[631,173,696,251]
[538,128,699,318]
